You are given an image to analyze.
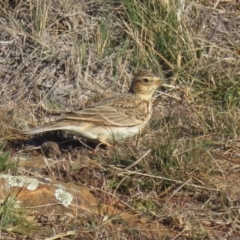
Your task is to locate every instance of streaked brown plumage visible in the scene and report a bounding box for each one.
[23,71,165,145]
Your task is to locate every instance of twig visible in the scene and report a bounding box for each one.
[109,168,220,192]
[107,149,151,178]
[45,231,76,240]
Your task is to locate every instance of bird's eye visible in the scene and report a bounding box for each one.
[143,78,149,83]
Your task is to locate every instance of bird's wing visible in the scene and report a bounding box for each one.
[59,95,150,127]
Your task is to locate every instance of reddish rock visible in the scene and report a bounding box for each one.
[0,174,98,215]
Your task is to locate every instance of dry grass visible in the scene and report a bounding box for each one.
[1,0,240,239]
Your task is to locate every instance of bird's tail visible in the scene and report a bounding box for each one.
[23,121,68,135]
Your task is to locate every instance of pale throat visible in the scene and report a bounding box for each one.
[137,94,154,101]
[137,88,156,101]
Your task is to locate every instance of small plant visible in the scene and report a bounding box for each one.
[0,195,38,236]
[0,143,12,172]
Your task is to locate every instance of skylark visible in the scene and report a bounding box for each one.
[23,71,165,145]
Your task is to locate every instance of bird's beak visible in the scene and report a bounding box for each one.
[155,78,168,87]
[153,77,164,86]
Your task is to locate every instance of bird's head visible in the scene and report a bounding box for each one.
[129,70,166,101]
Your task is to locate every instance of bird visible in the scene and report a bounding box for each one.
[23,70,166,146]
